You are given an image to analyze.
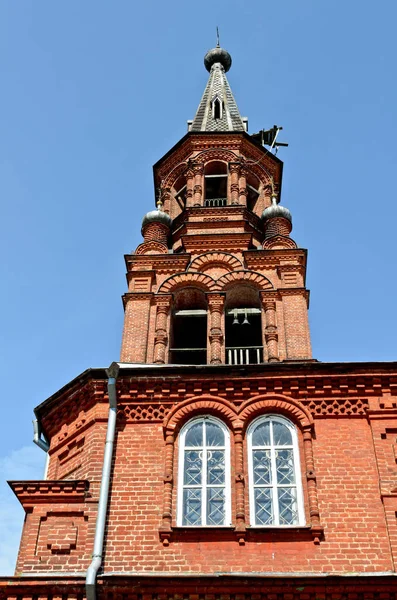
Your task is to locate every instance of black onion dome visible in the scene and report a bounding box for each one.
[262,202,292,223]
[141,210,172,232]
[204,46,232,72]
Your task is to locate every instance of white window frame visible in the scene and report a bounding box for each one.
[247,414,305,527]
[177,416,231,527]
[212,95,223,119]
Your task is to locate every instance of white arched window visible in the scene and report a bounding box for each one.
[177,416,231,526]
[248,415,305,526]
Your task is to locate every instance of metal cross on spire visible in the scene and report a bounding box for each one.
[216,26,220,47]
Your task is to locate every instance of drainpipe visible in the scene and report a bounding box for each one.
[33,418,50,452]
[86,362,119,600]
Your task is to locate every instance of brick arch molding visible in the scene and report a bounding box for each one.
[238,394,313,431]
[214,270,274,292]
[158,271,216,294]
[162,161,188,190]
[193,148,239,165]
[187,252,243,273]
[135,241,168,255]
[163,395,238,434]
[263,236,297,250]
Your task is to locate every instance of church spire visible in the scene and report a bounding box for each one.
[190,43,246,133]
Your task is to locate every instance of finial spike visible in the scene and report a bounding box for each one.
[216,26,220,47]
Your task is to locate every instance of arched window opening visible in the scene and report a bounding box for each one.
[225,285,263,365]
[248,415,305,527]
[246,173,260,212]
[212,96,223,120]
[178,417,231,526]
[170,288,207,365]
[173,174,187,216]
[204,161,227,207]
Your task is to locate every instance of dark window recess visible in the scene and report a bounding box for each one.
[175,184,187,209]
[204,174,227,206]
[213,98,222,119]
[170,310,207,365]
[247,184,259,212]
[225,308,263,365]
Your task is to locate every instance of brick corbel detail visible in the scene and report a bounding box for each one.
[229,162,240,205]
[207,293,225,365]
[260,292,279,362]
[9,480,89,508]
[153,295,173,364]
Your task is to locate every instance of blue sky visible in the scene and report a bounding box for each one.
[1,0,396,574]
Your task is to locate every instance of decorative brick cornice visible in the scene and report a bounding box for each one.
[181,232,253,253]
[40,379,107,443]
[244,248,307,269]
[3,576,397,599]
[172,206,262,235]
[125,254,190,273]
[260,290,281,301]
[34,366,397,447]
[278,288,310,302]
[122,292,154,306]
[9,480,89,507]
[117,371,376,420]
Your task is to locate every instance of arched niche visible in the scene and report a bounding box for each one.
[223,283,263,366]
[204,160,228,207]
[170,287,208,365]
[170,173,187,219]
[246,171,261,213]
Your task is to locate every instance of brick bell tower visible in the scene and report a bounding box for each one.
[5,42,397,600]
[121,43,311,368]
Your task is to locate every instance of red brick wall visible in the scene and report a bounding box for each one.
[97,414,392,574]
[13,371,397,577]
[120,296,152,362]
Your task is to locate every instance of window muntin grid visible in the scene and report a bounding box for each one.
[177,417,231,527]
[248,415,305,527]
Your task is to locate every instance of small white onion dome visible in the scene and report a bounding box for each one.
[262,200,292,223]
[141,209,172,233]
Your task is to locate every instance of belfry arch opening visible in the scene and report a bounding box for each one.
[225,285,263,365]
[204,161,227,207]
[246,172,260,212]
[171,174,187,218]
[170,288,207,365]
